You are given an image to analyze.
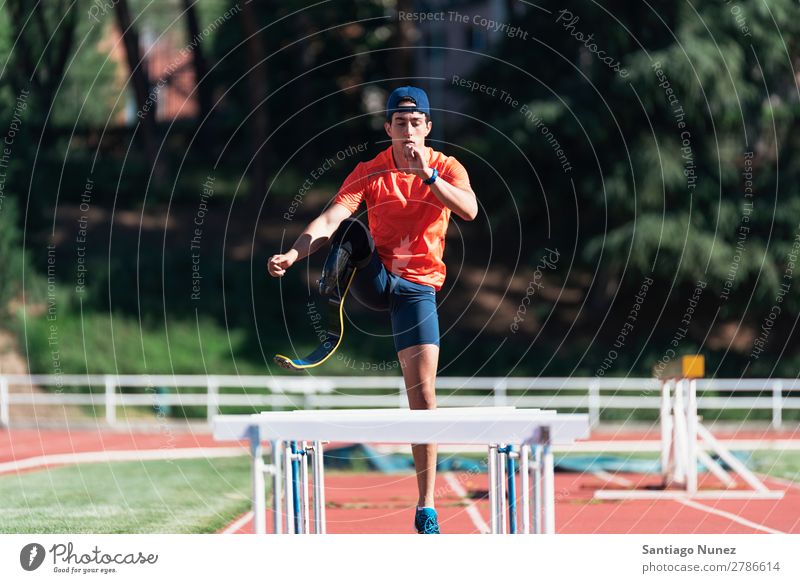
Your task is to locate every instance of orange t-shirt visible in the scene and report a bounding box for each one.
[333,146,471,291]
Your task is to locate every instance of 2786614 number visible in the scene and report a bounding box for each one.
[729,561,780,572]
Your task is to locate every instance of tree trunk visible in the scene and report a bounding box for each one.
[239,1,271,212]
[114,0,165,186]
[182,0,213,122]
[390,0,415,80]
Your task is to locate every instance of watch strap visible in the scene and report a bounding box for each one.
[423,167,438,185]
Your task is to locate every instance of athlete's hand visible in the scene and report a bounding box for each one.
[268,251,297,277]
[402,143,430,179]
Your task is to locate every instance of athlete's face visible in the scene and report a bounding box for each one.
[384,110,432,151]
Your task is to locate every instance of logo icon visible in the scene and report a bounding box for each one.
[390,234,416,277]
[20,543,46,571]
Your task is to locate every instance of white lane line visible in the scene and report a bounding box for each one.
[676,498,785,534]
[378,440,800,454]
[559,439,800,453]
[221,511,254,534]
[756,472,800,491]
[0,447,247,475]
[593,470,633,487]
[444,472,491,534]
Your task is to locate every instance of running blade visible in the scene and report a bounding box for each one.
[273,333,342,370]
[273,268,355,371]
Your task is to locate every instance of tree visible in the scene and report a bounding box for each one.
[238,0,270,207]
[464,0,800,374]
[182,0,212,122]
[5,0,78,113]
[114,0,165,186]
[389,0,414,80]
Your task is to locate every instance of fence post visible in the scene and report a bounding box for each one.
[105,376,117,425]
[588,380,600,428]
[494,379,507,407]
[207,377,219,424]
[273,379,285,412]
[0,377,9,428]
[772,380,783,430]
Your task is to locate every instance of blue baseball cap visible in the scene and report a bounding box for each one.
[386,86,431,120]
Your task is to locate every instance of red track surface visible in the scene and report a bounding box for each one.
[2,427,799,534]
[0,429,224,463]
[219,471,800,534]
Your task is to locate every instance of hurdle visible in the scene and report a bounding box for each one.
[213,407,590,534]
[595,356,784,500]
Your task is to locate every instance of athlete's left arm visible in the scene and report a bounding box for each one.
[404,144,478,221]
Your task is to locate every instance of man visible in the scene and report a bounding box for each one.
[267,86,477,533]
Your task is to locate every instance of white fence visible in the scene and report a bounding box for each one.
[0,374,798,429]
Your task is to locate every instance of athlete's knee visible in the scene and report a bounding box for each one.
[405,384,437,410]
[414,392,437,410]
[319,219,374,298]
[330,218,374,268]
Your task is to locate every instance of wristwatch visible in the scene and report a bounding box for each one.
[423,167,438,185]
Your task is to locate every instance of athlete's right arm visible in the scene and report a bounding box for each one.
[267,203,353,277]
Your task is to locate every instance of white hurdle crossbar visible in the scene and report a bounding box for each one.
[213,407,589,534]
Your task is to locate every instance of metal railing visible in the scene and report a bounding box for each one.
[0,374,798,429]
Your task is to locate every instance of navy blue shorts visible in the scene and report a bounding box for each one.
[348,250,440,353]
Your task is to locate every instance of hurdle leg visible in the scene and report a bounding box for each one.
[660,380,674,485]
[672,380,688,486]
[507,446,517,534]
[311,440,327,534]
[520,444,531,534]
[498,444,508,534]
[290,442,303,534]
[488,444,499,534]
[284,443,295,534]
[271,440,282,534]
[541,428,555,534]
[300,442,310,534]
[687,379,698,495]
[248,426,266,535]
[533,444,542,534]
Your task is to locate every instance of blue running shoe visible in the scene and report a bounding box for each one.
[414,507,440,534]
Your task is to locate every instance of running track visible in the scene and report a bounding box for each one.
[2,427,798,534]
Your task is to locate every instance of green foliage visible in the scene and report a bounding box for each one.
[0,197,32,313]
[3,0,800,380]
[51,22,123,128]
[0,1,121,126]
[208,0,397,167]
[17,286,262,376]
[463,0,800,373]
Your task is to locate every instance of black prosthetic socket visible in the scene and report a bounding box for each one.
[318,243,355,298]
[330,218,374,268]
[318,219,374,298]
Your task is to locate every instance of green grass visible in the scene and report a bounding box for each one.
[556,449,800,482]
[0,456,252,534]
[749,450,800,483]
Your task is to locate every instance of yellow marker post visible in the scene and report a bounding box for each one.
[653,354,705,380]
[680,355,705,378]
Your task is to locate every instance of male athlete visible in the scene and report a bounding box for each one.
[267,86,477,534]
